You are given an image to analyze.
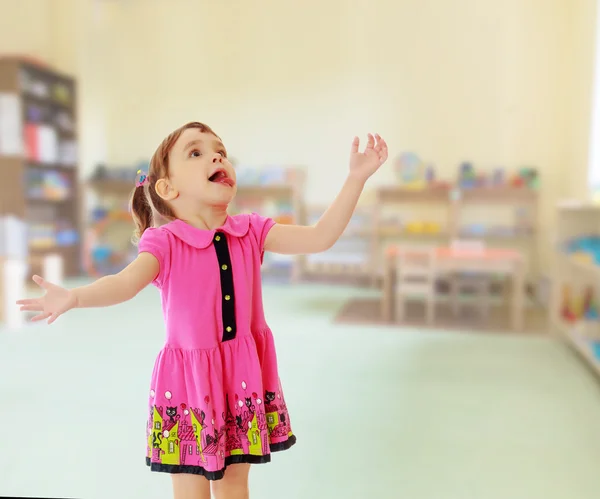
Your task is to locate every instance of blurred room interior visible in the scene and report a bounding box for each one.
[2,0,600,498]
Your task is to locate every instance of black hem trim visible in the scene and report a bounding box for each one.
[146,435,297,481]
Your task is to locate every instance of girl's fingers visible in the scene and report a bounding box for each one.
[378,137,388,161]
[366,133,375,150]
[374,133,382,148]
[16,298,39,305]
[20,304,44,312]
[31,312,51,322]
[47,313,60,325]
[32,275,49,289]
[350,136,359,154]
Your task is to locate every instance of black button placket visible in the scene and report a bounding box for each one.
[213,232,236,342]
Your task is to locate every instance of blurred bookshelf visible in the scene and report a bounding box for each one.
[369,184,538,286]
[297,205,373,286]
[551,201,600,375]
[229,166,307,282]
[0,57,81,278]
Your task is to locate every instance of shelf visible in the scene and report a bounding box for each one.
[459,187,537,203]
[22,92,74,112]
[376,186,451,203]
[553,201,600,365]
[29,244,80,253]
[378,227,449,238]
[457,230,535,239]
[558,252,600,277]
[343,227,374,237]
[304,261,370,274]
[28,197,73,204]
[0,57,81,283]
[375,185,537,203]
[86,181,297,199]
[28,161,77,172]
[24,122,76,139]
[88,178,134,194]
[557,201,600,212]
[236,184,295,198]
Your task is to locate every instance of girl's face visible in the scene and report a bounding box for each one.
[164,127,237,207]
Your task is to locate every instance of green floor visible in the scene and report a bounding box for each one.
[2,282,600,498]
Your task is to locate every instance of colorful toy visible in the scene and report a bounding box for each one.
[590,342,600,359]
[396,152,421,178]
[55,220,79,246]
[583,286,600,320]
[90,163,145,183]
[234,166,293,186]
[52,81,73,106]
[404,221,425,234]
[562,284,577,322]
[400,220,441,234]
[573,290,585,320]
[491,168,505,187]
[561,283,600,324]
[395,152,427,188]
[259,167,288,185]
[425,165,436,184]
[458,162,477,189]
[460,224,487,237]
[565,236,600,265]
[423,221,441,234]
[85,209,135,277]
[518,167,539,189]
[26,169,72,201]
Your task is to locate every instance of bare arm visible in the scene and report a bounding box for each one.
[17,252,159,323]
[73,252,159,307]
[264,175,366,254]
[264,133,388,255]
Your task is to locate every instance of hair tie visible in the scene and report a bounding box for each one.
[136,169,149,188]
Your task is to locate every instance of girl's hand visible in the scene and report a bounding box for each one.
[349,133,388,183]
[16,275,78,324]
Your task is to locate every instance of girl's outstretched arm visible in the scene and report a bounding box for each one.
[73,252,159,307]
[264,133,388,255]
[16,252,159,324]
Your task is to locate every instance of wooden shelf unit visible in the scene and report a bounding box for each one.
[369,185,538,285]
[551,202,600,375]
[0,57,81,277]
[296,205,373,285]
[232,169,307,281]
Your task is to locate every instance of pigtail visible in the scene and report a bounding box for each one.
[130,185,153,243]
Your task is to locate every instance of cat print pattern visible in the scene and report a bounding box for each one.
[146,381,295,476]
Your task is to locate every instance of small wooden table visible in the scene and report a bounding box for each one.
[381,246,526,331]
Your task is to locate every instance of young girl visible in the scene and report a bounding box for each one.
[17,122,388,499]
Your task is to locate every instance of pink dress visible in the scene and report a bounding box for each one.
[138,213,295,480]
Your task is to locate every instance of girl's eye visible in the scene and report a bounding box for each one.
[218,150,227,158]
[190,150,201,158]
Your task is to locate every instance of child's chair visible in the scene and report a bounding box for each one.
[395,245,437,325]
[448,239,492,319]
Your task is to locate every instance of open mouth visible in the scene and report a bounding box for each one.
[208,168,234,187]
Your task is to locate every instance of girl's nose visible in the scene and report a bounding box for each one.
[212,154,222,163]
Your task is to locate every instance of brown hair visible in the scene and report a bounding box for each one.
[129,121,219,243]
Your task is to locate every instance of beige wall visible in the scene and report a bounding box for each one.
[3,0,600,272]
[73,0,596,273]
[0,0,52,60]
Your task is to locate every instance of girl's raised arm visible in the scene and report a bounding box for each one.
[264,133,388,255]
